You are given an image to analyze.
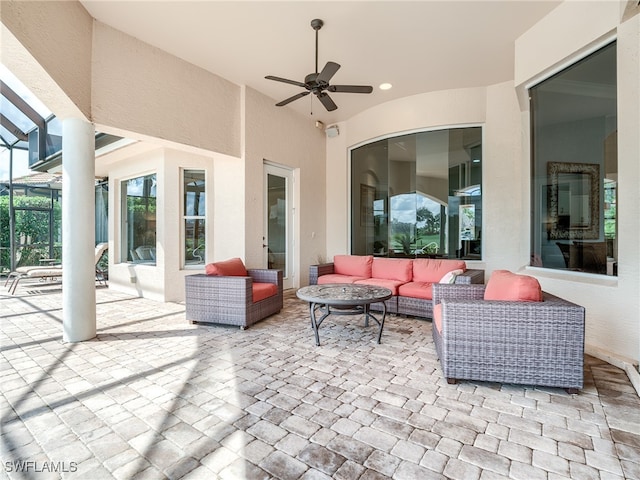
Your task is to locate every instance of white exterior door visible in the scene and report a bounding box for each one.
[264,163,295,289]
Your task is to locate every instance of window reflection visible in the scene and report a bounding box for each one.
[351,127,482,260]
[122,174,156,264]
[530,42,617,275]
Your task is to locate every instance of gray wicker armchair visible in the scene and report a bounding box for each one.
[432,283,585,393]
[185,269,283,329]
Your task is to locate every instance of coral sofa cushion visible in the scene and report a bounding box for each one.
[413,259,466,283]
[318,274,368,284]
[433,303,443,333]
[398,281,433,300]
[484,270,543,302]
[372,258,413,282]
[334,255,373,278]
[354,278,405,295]
[205,257,248,277]
[252,282,278,303]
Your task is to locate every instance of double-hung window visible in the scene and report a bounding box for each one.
[122,173,157,264]
[183,170,205,267]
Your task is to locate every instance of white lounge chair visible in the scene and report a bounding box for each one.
[7,243,108,295]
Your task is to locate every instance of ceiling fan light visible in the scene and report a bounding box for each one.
[379,83,393,90]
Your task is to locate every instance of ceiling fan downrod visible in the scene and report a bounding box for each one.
[311,19,323,75]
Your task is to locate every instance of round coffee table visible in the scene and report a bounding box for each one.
[296,284,393,346]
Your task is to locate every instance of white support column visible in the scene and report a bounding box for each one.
[62,118,96,342]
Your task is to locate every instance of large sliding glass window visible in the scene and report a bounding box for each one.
[351,127,482,259]
[121,173,157,264]
[183,170,205,267]
[530,42,617,276]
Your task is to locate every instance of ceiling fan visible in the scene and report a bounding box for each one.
[265,18,373,112]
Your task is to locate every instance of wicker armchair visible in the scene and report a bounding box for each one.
[185,269,283,329]
[432,283,585,393]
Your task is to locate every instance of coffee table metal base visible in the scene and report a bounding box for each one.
[296,284,393,346]
[308,302,387,346]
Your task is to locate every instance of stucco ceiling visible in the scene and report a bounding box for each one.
[80,1,562,126]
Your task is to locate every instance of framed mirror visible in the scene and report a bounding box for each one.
[548,162,600,239]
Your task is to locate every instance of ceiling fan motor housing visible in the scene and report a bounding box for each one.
[305,73,327,91]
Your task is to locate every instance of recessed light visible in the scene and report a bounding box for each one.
[379,83,392,90]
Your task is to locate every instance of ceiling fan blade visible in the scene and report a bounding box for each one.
[316,62,340,84]
[316,92,338,111]
[265,75,307,89]
[275,91,310,107]
[328,85,373,94]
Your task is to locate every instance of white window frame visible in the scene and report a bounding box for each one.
[181,169,206,269]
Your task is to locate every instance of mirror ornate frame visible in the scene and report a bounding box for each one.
[548,162,600,240]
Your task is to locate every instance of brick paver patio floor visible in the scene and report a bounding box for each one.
[2,283,639,479]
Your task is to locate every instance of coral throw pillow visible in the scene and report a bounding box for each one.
[484,270,543,302]
[205,257,248,276]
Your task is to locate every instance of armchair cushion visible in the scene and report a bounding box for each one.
[252,282,278,302]
[484,270,542,302]
[205,257,248,277]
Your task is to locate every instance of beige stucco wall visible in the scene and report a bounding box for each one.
[91,22,241,159]
[212,153,246,264]
[514,0,620,86]
[243,86,326,286]
[1,0,92,119]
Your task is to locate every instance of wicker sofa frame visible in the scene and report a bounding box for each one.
[432,283,585,393]
[309,261,484,319]
[185,269,283,329]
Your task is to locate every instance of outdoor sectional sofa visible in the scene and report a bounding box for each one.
[309,254,484,319]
